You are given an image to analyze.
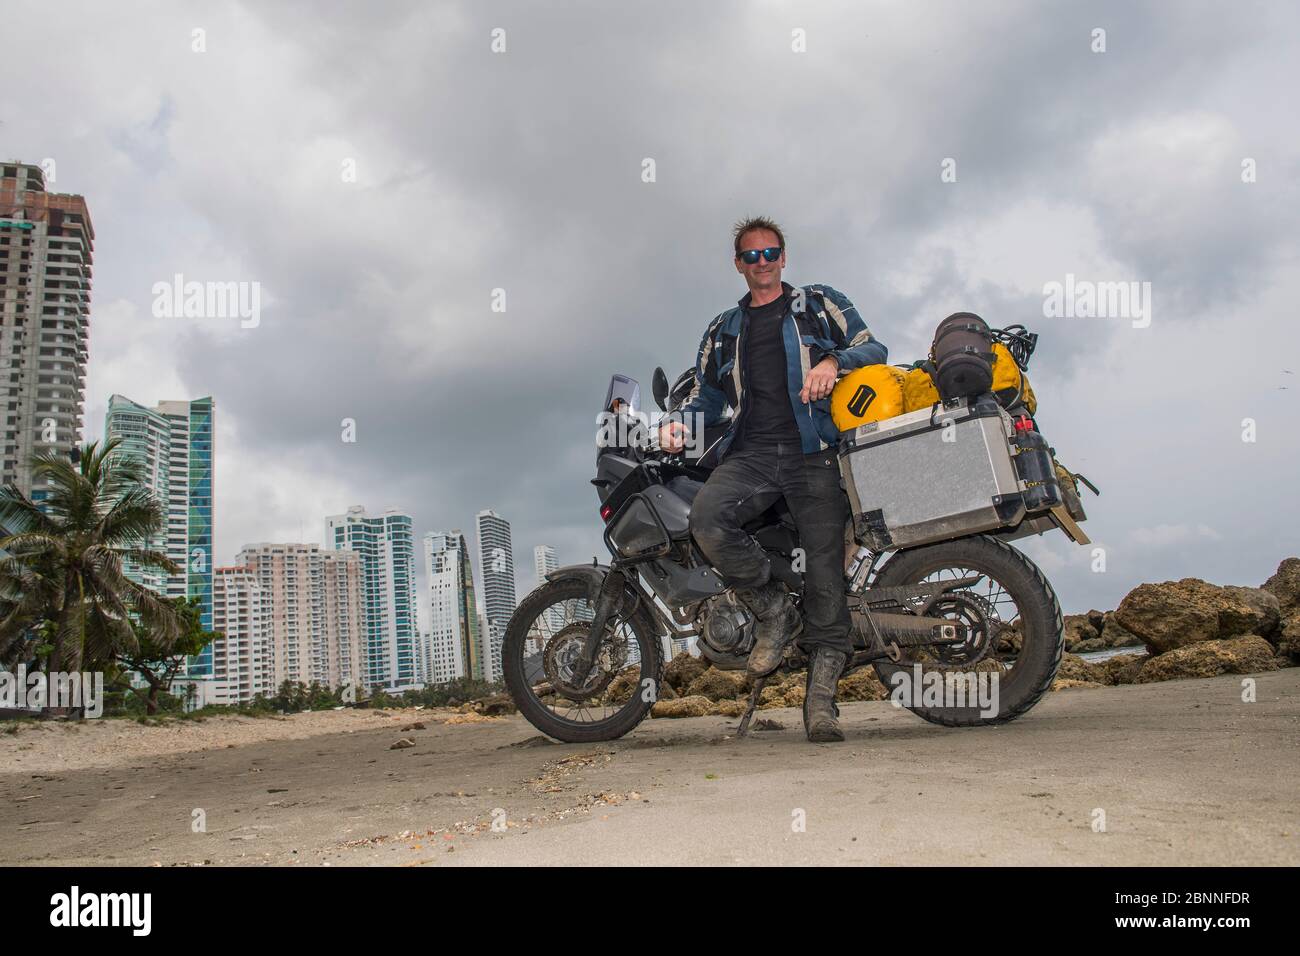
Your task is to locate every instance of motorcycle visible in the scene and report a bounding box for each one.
[503,345,1093,743]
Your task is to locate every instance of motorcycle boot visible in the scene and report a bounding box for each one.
[803,645,848,742]
[734,579,803,678]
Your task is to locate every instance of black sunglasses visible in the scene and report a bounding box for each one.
[737,246,783,264]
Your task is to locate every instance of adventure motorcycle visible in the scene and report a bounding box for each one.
[503,330,1094,743]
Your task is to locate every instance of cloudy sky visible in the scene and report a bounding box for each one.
[3,0,1297,616]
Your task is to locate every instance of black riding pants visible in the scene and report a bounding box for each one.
[688,440,852,654]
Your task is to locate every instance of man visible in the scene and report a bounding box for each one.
[659,216,887,742]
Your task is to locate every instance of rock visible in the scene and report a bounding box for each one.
[1100,611,1142,648]
[602,666,640,705]
[1051,678,1105,691]
[753,717,785,731]
[758,678,806,710]
[1070,636,1111,654]
[1261,557,1300,613]
[1228,586,1283,640]
[1277,612,1300,662]
[1057,652,1107,684]
[993,620,1023,654]
[1136,635,1281,683]
[837,667,888,701]
[650,695,712,719]
[1115,579,1280,654]
[1087,609,1106,631]
[685,667,750,701]
[474,694,517,717]
[389,738,415,750]
[780,682,806,709]
[1097,653,1147,685]
[1062,614,1101,653]
[663,652,708,693]
[709,699,747,718]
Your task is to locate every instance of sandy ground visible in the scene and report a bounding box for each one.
[2,669,1297,867]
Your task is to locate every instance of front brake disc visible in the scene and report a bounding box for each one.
[543,622,626,699]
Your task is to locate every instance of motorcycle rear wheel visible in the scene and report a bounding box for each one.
[503,577,664,743]
[868,534,1063,726]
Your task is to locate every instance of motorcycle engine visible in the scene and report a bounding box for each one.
[698,595,755,657]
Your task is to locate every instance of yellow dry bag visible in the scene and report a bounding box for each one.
[830,364,906,431]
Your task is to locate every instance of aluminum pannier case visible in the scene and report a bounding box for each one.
[838,394,1063,551]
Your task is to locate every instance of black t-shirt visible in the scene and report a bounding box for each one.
[731,292,800,449]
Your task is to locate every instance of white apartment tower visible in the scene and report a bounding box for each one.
[237,543,364,696]
[424,530,484,684]
[320,550,364,691]
[324,506,418,692]
[533,545,560,654]
[475,510,516,683]
[211,566,272,704]
[0,162,92,501]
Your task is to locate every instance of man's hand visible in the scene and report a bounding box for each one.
[800,356,839,404]
[659,420,689,453]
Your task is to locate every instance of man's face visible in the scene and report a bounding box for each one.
[734,228,786,296]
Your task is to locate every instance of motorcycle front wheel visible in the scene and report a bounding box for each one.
[868,534,1064,727]
[502,577,664,743]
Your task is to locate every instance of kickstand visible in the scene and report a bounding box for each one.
[736,675,768,738]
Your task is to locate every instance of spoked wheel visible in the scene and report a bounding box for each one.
[502,577,663,743]
[869,535,1063,726]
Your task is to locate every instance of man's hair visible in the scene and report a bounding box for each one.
[732,215,786,257]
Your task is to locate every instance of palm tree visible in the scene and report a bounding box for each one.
[0,438,182,673]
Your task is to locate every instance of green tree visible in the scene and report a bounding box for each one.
[0,439,181,674]
[115,596,217,715]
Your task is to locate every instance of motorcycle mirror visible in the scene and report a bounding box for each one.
[603,374,640,414]
[651,367,669,411]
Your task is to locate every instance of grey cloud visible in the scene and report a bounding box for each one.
[4,0,1297,607]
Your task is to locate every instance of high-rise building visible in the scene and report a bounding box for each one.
[477,609,494,682]
[532,544,559,654]
[237,543,364,695]
[104,394,214,677]
[533,544,558,584]
[424,530,484,684]
[324,506,417,692]
[0,163,92,501]
[238,544,316,689]
[211,566,272,704]
[102,395,169,592]
[320,550,364,692]
[475,510,516,683]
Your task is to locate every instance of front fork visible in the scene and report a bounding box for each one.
[568,567,629,686]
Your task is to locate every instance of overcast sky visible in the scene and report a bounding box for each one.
[3,0,1297,617]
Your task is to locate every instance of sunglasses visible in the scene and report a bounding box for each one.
[737,246,783,264]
